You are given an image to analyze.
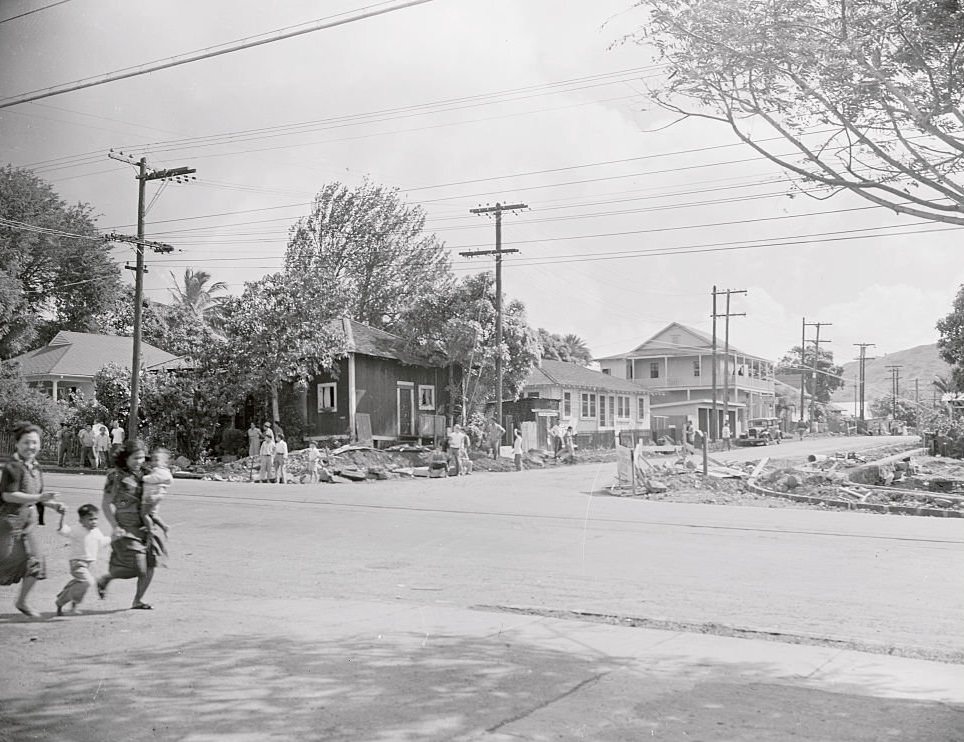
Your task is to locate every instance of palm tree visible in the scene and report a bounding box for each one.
[169,269,228,323]
[560,333,592,366]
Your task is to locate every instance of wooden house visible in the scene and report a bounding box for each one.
[303,318,458,445]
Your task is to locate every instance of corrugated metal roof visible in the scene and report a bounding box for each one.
[7,331,180,378]
[525,359,650,394]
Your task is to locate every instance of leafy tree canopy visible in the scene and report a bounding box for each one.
[168,268,228,326]
[537,328,594,365]
[0,364,62,437]
[398,272,540,419]
[0,165,121,357]
[286,180,453,329]
[625,0,964,224]
[936,283,964,388]
[775,345,844,403]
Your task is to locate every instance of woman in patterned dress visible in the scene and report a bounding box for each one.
[0,421,65,617]
[96,439,157,609]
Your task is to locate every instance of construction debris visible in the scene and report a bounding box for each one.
[608,439,963,518]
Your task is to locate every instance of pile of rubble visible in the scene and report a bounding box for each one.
[609,442,964,517]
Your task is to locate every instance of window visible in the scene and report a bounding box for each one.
[626,360,634,379]
[649,361,659,379]
[563,392,572,418]
[638,396,647,420]
[602,368,611,375]
[317,383,337,412]
[617,396,630,419]
[526,391,540,399]
[418,385,435,410]
[693,359,701,377]
[580,392,596,419]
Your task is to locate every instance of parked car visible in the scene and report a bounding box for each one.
[736,417,783,446]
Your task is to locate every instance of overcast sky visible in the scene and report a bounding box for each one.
[2,0,961,366]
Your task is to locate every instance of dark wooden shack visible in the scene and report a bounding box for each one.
[304,318,458,446]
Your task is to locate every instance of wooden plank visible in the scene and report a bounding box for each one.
[355,413,373,447]
[749,456,770,481]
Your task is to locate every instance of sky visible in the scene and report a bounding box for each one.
[1,0,962,369]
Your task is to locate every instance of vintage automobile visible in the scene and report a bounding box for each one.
[736,417,783,446]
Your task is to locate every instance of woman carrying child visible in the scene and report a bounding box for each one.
[96,440,160,610]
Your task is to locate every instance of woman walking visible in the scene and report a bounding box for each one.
[96,440,158,610]
[0,421,65,617]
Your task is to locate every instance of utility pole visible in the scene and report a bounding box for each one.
[108,151,196,438]
[852,343,876,422]
[461,201,528,441]
[799,317,807,423]
[713,288,746,435]
[804,321,831,431]
[710,286,718,440]
[886,364,902,425]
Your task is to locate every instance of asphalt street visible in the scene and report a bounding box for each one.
[1,434,961,741]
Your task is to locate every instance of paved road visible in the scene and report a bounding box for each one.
[705,433,920,464]
[1,434,960,741]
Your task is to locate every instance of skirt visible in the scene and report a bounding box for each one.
[0,514,46,585]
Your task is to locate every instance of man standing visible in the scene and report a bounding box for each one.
[684,420,696,456]
[78,426,94,469]
[548,422,562,459]
[110,420,125,458]
[447,424,466,475]
[721,422,732,451]
[487,419,506,460]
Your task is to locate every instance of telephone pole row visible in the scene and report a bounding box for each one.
[710,287,746,440]
[852,343,876,421]
[885,364,903,421]
[108,151,196,438]
[461,202,528,438]
[801,319,831,430]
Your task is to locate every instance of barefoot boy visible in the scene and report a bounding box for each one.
[55,504,111,615]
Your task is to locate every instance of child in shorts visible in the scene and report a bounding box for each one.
[55,504,111,615]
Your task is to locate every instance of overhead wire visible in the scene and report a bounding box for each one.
[0,0,70,24]
[0,0,439,109]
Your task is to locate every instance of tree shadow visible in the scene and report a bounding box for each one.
[0,607,128,624]
[0,631,621,741]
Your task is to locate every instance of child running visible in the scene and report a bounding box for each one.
[55,504,111,615]
[141,448,172,565]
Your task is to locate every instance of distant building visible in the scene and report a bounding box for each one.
[595,322,775,438]
[5,330,182,400]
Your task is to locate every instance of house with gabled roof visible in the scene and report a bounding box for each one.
[5,330,182,401]
[595,322,775,438]
[304,317,459,445]
[517,359,652,446]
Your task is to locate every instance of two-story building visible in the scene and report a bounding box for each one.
[595,322,776,439]
[519,359,652,447]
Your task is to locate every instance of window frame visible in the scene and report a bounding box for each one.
[317,382,337,412]
[649,361,660,379]
[417,384,435,410]
[637,396,647,420]
[616,395,630,419]
[563,391,572,418]
[580,392,596,420]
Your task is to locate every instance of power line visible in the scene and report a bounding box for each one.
[0,0,438,109]
[0,0,71,25]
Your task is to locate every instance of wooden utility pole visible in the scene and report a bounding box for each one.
[461,202,527,442]
[710,286,718,440]
[852,342,875,422]
[799,317,807,423]
[804,320,831,431]
[714,289,746,434]
[108,151,195,438]
[886,364,903,423]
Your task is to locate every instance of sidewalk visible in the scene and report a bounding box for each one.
[2,597,961,741]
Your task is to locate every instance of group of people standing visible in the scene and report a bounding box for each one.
[69,420,125,469]
[247,421,289,483]
[0,421,171,617]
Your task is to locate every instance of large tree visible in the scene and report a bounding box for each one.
[775,345,845,404]
[398,272,541,420]
[211,271,348,420]
[626,0,964,223]
[285,180,452,329]
[0,165,121,357]
[538,328,594,365]
[936,283,964,388]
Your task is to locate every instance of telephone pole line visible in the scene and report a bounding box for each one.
[852,342,876,422]
[804,321,831,431]
[885,364,903,423]
[108,150,196,438]
[461,201,528,438]
[712,288,746,435]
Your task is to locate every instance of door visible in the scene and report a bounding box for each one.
[397,384,415,436]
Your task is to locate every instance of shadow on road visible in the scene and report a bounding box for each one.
[2,630,961,741]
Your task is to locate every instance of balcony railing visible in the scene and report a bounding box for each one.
[632,375,774,391]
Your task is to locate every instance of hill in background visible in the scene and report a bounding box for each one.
[831,343,953,409]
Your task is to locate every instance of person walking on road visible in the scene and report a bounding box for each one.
[0,421,65,617]
[97,440,159,610]
[721,423,732,451]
